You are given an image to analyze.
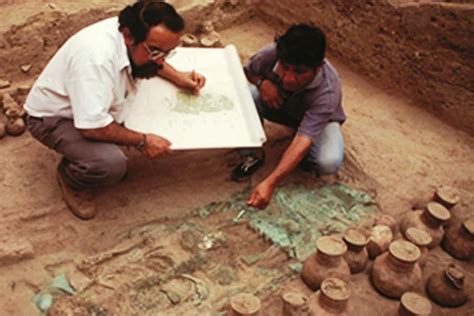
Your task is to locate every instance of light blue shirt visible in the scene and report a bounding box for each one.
[245,43,346,140]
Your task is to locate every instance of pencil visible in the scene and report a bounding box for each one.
[191,69,199,95]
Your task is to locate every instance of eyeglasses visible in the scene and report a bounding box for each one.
[143,42,176,60]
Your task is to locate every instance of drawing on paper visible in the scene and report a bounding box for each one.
[124,46,266,149]
[168,91,235,115]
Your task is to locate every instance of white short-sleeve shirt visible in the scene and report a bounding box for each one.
[25,17,135,129]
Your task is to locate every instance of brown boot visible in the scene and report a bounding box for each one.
[56,171,97,220]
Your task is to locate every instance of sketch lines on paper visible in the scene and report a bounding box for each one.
[166,91,235,115]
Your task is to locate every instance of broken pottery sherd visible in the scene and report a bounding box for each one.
[17,83,32,95]
[0,79,10,89]
[20,64,32,73]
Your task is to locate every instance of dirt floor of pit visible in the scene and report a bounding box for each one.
[0,7,474,316]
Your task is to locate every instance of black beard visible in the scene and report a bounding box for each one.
[131,62,163,79]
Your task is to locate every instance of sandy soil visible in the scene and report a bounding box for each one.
[257,0,474,137]
[0,2,473,316]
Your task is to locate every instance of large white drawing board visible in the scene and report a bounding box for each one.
[124,45,266,150]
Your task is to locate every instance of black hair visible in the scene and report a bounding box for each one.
[118,0,184,43]
[276,24,326,68]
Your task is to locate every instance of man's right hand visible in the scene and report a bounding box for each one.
[141,134,172,158]
[259,79,283,109]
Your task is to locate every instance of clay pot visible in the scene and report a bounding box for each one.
[442,216,474,260]
[367,225,393,259]
[308,278,353,316]
[200,31,221,47]
[301,236,350,291]
[0,112,8,138]
[426,264,468,307]
[343,228,369,274]
[376,214,398,234]
[0,110,8,123]
[398,292,432,316]
[6,117,26,136]
[434,186,460,209]
[2,92,18,112]
[229,293,261,316]
[371,240,422,299]
[404,227,432,268]
[0,121,5,139]
[282,292,311,316]
[400,202,451,249]
[181,33,198,47]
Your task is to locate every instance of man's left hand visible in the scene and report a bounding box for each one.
[180,71,206,94]
[246,180,275,209]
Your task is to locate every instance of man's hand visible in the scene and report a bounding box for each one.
[246,179,275,209]
[141,134,172,158]
[245,135,313,210]
[259,79,283,109]
[158,63,206,94]
[179,70,206,94]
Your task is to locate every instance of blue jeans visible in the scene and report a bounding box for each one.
[242,85,344,175]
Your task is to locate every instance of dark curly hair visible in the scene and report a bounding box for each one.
[118,0,184,43]
[276,24,326,68]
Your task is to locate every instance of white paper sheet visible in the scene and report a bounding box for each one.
[124,45,266,150]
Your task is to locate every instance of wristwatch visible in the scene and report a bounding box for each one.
[255,77,265,88]
[136,133,147,151]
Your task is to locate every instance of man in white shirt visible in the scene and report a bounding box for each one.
[25,1,205,220]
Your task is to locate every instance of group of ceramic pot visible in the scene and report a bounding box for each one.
[228,279,352,316]
[0,92,27,139]
[298,186,471,315]
[227,186,471,315]
[180,21,222,48]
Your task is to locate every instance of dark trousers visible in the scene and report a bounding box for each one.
[27,116,127,190]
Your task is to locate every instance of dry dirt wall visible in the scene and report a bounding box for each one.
[0,0,254,90]
[2,0,472,136]
[0,9,118,82]
[257,0,474,136]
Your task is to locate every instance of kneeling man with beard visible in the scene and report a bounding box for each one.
[25,1,206,220]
